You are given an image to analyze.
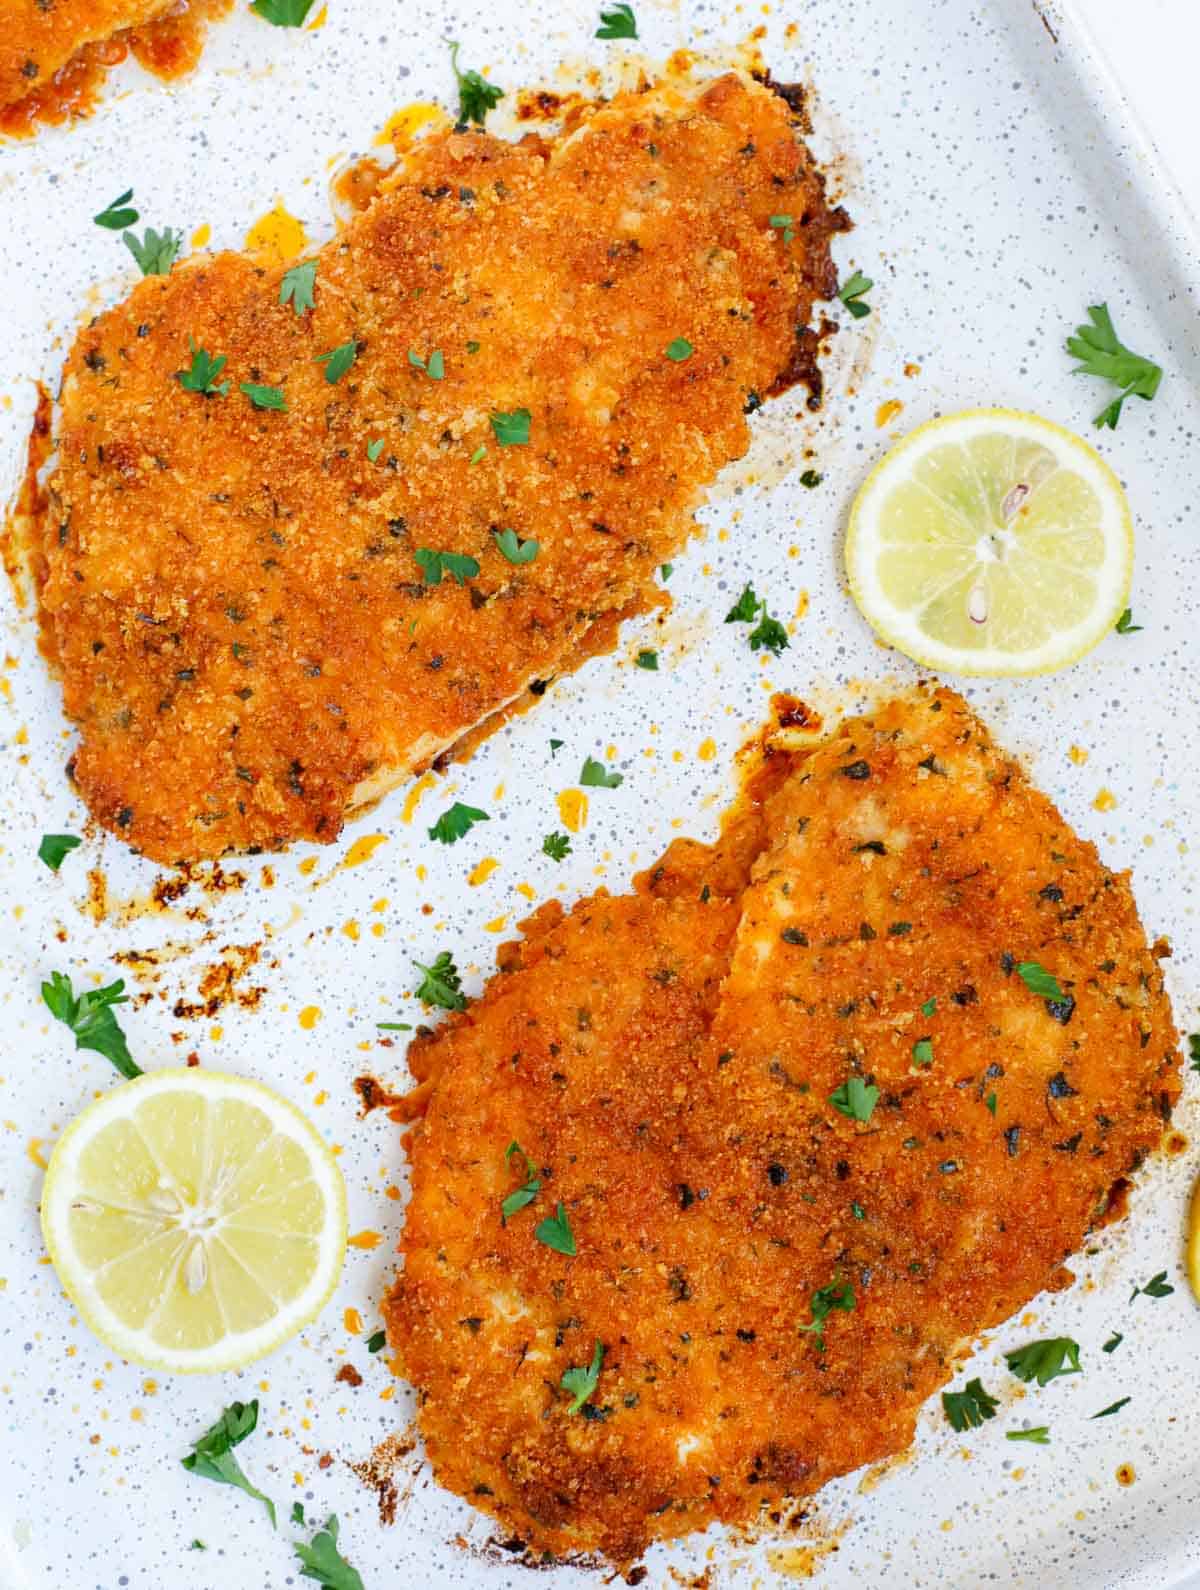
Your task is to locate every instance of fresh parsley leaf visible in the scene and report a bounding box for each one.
[250,0,317,26]
[660,563,673,581]
[94,189,138,230]
[769,212,795,244]
[38,833,81,872]
[501,1141,541,1223]
[1016,960,1065,1000]
[838,269,873,319]
[1189,1034,1200,1074]
[543,831,571,862]
[725,584,761,624]
[560,1340,604,1413]
[596,2,637,38]
[123,227,181,276]
[414,547,481,587]
[292,1502,306,1526]
[1067,304,1162,429]
[1102,1331,1123,1354]
[1130,1270,1174,1301]
[448,40,504,127]
[580,756,623,789]
[314,340,358,384]
[468,444,487,465]
[920,996,937,1017]
[749,612,789,656]
[1004,1337,1082,1387]
[240,382,287,412]
[428,801,489,845]
[549,738,564,753]
[366,439,384,462]
[490,408,530,446]
[494,528,539,565]
[292,1514,364,1590]
[665,337,693,362]
[828,1075,878,1123]
[466,340,481,354]
[1115,607,1143,634]
[850,1200,866,1220]
[376,1021,412,1032]
[1092,1397,1131,1419]
[798,1277,854,1353]
[634,649,658,670]
[412,951,467,1011]
[985,1091,998,1115]
[408,348,445,380]
[799,468,822,487]
[911,1037,934,1067]
[177,337,229,397]
[182,1400,276,1527]
[190,1540,207,1550]
[942,1377,998,1432]
[280,260,317,315]
[1007,1426,1050,1444]
[41,971,140,1079]
[534,1201,576,1256]
[366,1329,387,1354]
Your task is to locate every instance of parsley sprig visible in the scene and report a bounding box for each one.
[560,1341,605,1413]
[490,408,531,446]
[596,2,637,38]
[1004,1337,1081,1387]
[1130,1270,1174,1301]
[829,1075,878,1123]
[412,951,467,1011]
[178,337,229,397]
[723,583,789,656]
[414,547,480,586]
[534,1201,576,1256]
[798,1277,854,1353]
[251,0,317,25]
[314,340,358,385]
[182,1400,276,1526]
[41,971,140,1079]
[123,227,181,276]
[280,260,317,315]
[580,756,623,789]
[94,189,138,230]
[448,40,504,127]
[428,801,489,845]
[1115,608,1142,635]
[543,831,571,861]
[942,1377,998,1432]
[1067,303,1162,429]
[38,833,81,872]
[501,1141,541,1222]
[292,1513,365,1590]
[494,528,538,565]
[837,269,873,319]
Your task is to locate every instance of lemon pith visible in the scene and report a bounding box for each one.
[40,1069,347,1373]
[844,408,1134,678]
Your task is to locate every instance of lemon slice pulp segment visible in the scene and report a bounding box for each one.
[844,408,1133,676]
[41,1069,347,1373]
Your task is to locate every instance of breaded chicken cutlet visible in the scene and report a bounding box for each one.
[0,0,232,130]
[384,688,1180,1565]
[29,71,846,862]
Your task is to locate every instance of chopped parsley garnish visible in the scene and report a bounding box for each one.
[366,1329,387,1354]
[250,0,317,25]
[769,212,795,244]
[181,1400,276,1527]
[635,649,658,670]
[366,439,384,462]
[798,1277,854,1353]
[280,260,317,314]
[41,971,140,1079]
[490,408,531,446]
[1007,1426,1050,1444]
[240,382,287,412]
[314,340,358,384]
[94,189,138,230]
[468,445,487,465]
[501,1141,541,1222]
[837,269,873,319]
[190,1541,207,1551]
[828,1075,878,1123]
[1004,1337,1081,1386]
[123,227,181,276]
[1067,303,1162,429]
[911,1037,933,1068]
[1092,1397,1131,1419]
[596,2,637,38]
[408,348,445,380]
[660,563,673,581]
[799,468,822,487]
[560,1340,604,1413]
[984,1091,997,1115]
[920,996,937,1017]
[942,1378,998,1432]
[38,833,81,872]
[428,802,489,845]
[580,755,623,789]
[850,1200,866,1220]
[1189,1034,1200,1074]
[1115,607,1143,634]
[1102,1331,1123,1353]
[292,1502,306,1526]
[1130,1270,1174,1301]
[549,738,564,753]
[178,337,229,397]
[494,528,539,564]
[466,340,481,354]
[414,547,481,586]
[534,1201,576,1256]
[376,1021,412,1032]
[723,583,789,656]
[1016,960,1065,1000]
[292,1514,365,1590]
[543,831,572,862]
[665,337,694,362]
[412,951,467,1011]
[448,40,504,127]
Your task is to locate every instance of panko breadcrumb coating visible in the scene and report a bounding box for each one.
[384,687,1180,1565]
[31,70,845,861]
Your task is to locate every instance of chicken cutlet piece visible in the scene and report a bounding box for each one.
[0,0,231,130]
[383,688,1179,1564]
[32,72,845,862]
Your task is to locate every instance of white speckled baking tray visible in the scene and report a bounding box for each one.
[1,1,1198,1586]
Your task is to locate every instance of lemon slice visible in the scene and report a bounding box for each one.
[41,1069,347,1373]
[845,408,1133,676]
[1187,1173,1200,1307]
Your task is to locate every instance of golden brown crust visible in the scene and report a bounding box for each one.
[32,72,844,861]
[383,688,1180,1564]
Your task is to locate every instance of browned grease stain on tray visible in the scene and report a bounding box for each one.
[348,1428,419,1527]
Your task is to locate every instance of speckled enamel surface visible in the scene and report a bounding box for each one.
[0,1,1198,1586]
